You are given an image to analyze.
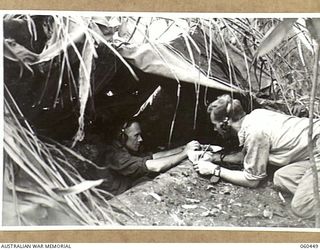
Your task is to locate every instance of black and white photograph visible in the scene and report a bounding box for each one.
[2,12,320,229]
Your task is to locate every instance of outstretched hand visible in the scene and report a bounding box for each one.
[194,159,220,175]
[183,140,200,153]
[187,151,215,165]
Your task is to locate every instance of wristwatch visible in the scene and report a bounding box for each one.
[210,166,221,184]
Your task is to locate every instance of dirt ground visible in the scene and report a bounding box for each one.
[70,142,315,228]
[109,160,315,228]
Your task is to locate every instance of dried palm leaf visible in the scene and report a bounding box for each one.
[4,86,135,226]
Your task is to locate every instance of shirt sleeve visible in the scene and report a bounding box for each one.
[242,129,270,181]
[111,150,152,179]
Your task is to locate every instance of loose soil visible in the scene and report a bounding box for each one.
[71,142,314,228]
[109,160,315,228]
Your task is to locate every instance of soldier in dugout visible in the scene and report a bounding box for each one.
[96,118,200,195]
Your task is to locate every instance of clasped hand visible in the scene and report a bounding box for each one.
[194,159,220,175]
[183,140,201,153]
[185,142,222,175]
[187,150,215,164]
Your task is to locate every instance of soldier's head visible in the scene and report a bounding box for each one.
[118,119,143,152]
[207,94,246,136]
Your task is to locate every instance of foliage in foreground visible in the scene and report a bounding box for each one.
[4,86,137,225]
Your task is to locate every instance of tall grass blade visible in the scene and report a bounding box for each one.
[168,84,181,147]
[88,28,139,82]
[134,86,162,117]
[53,179,104,196]
[254,18,297,59]
[72,37,94,147]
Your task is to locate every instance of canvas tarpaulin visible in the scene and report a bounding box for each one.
[3,16,244,94]
[119,42,242,93]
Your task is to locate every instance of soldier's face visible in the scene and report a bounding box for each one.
[125,122,143,152]
[210,112,226,136]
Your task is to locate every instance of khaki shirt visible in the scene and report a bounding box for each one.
[96,141,152,195]
[238,109,320,181]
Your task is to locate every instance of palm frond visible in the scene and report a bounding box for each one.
[71,35,95,147]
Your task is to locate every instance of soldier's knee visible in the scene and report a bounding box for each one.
[273,169,285,188]
[291,195,315,218]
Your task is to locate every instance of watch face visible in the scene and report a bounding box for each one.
[213,167,221,177]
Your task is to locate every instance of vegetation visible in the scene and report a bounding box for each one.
[3,15,320,226]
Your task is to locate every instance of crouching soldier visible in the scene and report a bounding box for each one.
[197,94,320,218]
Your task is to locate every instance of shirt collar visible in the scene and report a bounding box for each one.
[237,115,249,147]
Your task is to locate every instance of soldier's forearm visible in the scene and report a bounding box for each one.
[213,151,244,165]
